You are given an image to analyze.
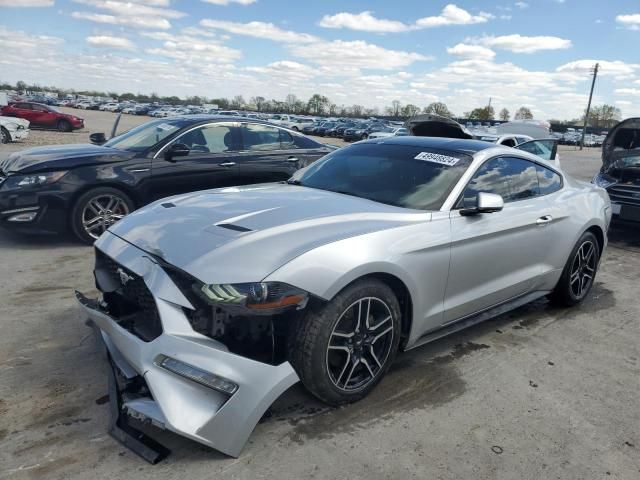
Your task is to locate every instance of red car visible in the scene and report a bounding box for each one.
[1,102,84,132]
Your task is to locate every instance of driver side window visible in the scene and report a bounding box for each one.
[178,124,238,154]
[461,157,540,207]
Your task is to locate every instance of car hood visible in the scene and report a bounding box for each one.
[602,117,640,171]
[0,116,30,129]
[405,114,473,139]
[108,183,430,285]
[0,144,135,174]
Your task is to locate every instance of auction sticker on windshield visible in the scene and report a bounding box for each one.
[414,152,460,166]
[156,123,174,131]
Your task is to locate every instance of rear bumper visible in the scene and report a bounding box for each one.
[78,233,299,457]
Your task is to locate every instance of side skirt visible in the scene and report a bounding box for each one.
[406,290,550,351]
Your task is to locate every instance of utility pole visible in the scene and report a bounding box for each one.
[580,63,599,150]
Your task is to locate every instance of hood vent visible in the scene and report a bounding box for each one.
[217,223,253,233]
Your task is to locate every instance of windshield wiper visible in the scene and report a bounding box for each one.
[287,179,302,185]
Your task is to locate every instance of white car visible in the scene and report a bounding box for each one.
[368,127,409,139]
[0,116,30,143]
[286,117,315,131]
[99,103,118,112]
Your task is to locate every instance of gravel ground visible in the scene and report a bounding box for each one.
[0,110,638,480]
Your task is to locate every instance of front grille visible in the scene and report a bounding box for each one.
[608,184,640,206]
[95,250,162,342]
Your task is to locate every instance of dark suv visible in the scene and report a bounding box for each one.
[0,117,333,243]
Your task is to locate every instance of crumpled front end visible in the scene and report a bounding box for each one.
[77,231,300,458]
[0,116,30,141]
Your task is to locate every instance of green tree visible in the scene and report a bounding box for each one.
[466,106,495,120]
[499,108,510,121]
[514,106,533,120]
[423,102,453,117]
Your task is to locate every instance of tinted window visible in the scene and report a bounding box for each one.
[293,144,472,210]
[516,139,556,160]
[280,129,296,149]
[104,119,181,151]
[536,164,562,195]
[463,157,539,206]
[32,104,49,112]
[242,123,281,151]
[180,124,237,154]
[14,103,32,110]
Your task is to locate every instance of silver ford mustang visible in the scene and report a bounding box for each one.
[77,136,611,459]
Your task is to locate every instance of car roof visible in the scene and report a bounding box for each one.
[359,135,496,155]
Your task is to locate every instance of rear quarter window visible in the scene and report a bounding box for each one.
[536,164,562,195]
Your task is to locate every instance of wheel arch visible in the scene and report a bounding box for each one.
[585,224,605,254]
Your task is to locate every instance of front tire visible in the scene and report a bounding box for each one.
[550,231,600,306]
[57,119,72,132]
[0,127,10,144]
[289,279,401,405]
[70,187,134,244]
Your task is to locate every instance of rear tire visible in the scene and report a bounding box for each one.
[57,119,72,132]
[289,279,401,405]
[550,231,600,306]
[70,187,134,244]
[0,127,10,144]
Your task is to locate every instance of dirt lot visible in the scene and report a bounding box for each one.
[0,110,638,480]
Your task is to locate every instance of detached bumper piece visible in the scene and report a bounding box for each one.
[76,232,300,461]
[106,353,170,464]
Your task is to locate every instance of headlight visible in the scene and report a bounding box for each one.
[198,282,309,313]
[2,171,67,190]
[592,172,617,189]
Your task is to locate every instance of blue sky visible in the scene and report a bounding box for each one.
[1,0,639,119]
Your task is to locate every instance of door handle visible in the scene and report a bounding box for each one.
[219,162,236,167]
[536,215,553,226]
[286,157,299,163]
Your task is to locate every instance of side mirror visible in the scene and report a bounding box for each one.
[89,132,106,145]
[164,143,190,162]
[460,192,504,216]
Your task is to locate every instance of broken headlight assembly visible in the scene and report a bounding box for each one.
[592,172,617,189]
[196,281,309,314]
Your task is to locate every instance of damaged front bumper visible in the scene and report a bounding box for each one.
[77,232,300,459]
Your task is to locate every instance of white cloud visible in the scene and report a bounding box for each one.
[245,61,316,81]
[415,4,493,28]
[0,0,53,6]
[200,19,319,42]
[447,43,495,59]
[71,0,185,30]
[140,31,242,64]
[616,13,640,30]
[72,0,185,18]
[288,40,429,71]
[515,1,528,9]
[556,60,638,77]
[72,11,172,29]
[614,88,640,96]
[319,11,409,33]
[471,34,572,53]
[201,0,256,5]
[87,35,135,50]
[317,5,492,33]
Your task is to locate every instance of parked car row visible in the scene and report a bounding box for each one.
[302,119,407,142]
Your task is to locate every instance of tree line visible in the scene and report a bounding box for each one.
[0,80,622,126]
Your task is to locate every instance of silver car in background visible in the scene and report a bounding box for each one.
[77,136,611,460]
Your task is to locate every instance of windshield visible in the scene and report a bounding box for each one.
[103,119,181,151]
[291,143,472,210]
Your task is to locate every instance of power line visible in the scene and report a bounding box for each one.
[580,63,599,151]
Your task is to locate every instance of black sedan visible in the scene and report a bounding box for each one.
[0,116,333,243]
